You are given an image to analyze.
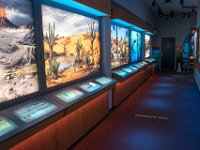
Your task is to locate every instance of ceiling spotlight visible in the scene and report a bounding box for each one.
[192,8,195,14]
[179,0,183,4]
[152,0,156,7]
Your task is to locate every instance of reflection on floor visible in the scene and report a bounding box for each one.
[73,73,200,150]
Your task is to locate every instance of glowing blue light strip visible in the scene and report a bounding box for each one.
[112,19,133,27]
[145,31,154,35]
[131,25,145,32]
[51,0,108,16]
[112,19,146,32]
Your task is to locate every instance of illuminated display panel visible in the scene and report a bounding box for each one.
[0,0,39,104]
[128,65,138,71]
[56,89,84,103]
[198,29,200,63]
[95,77,113,85]
[194,31,197,59]
[79,82,101,93]
[111,24,129,69]
[14,99,57,123]
[130,30,141,62]
[0,117,18,137]
[145,34,151,58]
[113,70,129,78]
[42,5,101,88]
[122,67,134,73]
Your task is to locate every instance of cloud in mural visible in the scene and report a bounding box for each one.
[3,0,33,26]
[42,5,99,37]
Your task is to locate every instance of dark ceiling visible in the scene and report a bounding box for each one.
[144,0,198,16]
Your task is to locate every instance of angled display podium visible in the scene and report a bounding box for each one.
[0,76,116,150]
[112,61,155,107]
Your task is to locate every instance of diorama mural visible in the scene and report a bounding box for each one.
[111,24,129,69]
[42,5,100,88]
[145,34,151,58]
[0,0,39,103]
[130,30,141,62]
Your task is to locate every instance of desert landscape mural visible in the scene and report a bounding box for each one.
[42,5,100,88]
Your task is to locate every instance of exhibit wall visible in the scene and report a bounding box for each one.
[0,0,40,104]
[130,30,141,62]
[111,24,129,69]
[194,0,200,92]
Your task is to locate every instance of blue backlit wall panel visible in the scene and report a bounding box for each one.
[130,30,141,62]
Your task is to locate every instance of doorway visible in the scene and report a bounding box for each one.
[161,37,176,71]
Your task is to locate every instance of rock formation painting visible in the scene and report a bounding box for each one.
[0,0,39,103]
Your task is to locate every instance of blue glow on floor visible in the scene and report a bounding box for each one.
[124,130,163,149]
[52,0,108,16]
[153,83,176,88]
[143,98,172,110]
[148,89,175,95]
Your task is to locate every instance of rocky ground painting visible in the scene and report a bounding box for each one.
[42,5,100,88]
[145,34,151,58]
[111,25,129,69]
[130,30,141,62]
[0,0,39,103]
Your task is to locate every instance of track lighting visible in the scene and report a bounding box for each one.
[192,8,195,14]
[152,0,156,7]
[179,0,183,4]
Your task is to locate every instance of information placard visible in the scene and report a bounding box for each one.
[14,99,57,123]
[0,117,18,137]
[80,82,101,93]
[95,77,113,85]
[56,89,84,103]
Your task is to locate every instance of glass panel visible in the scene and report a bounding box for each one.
[0,0,39,103]
[79,82,101,93]
[0,117,18,137]
[14,99,57,123]
[113,70,129,78]
[145,34,151,58]
[42,5,101,88]
[95,77,113,85]
[56,89,84,103]
[111,24,129,69]
[130,30,141,62]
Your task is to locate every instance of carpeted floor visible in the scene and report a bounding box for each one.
[73,73,200,150]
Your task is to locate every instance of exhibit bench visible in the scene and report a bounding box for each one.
[112,60,155,107]
[0,76,116,150]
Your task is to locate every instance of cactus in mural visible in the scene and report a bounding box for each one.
[49,57,60,80]
[87,22,96,64]
[44,22,60,78]
[75,38,83,63]
[44,22,59,60]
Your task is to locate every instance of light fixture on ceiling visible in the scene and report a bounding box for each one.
[170,10,174,20]
[152,0,156,7]
[187,14,191,18]
[179,0,183,4]
[192,8,195,14]
[183,13,186,18]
